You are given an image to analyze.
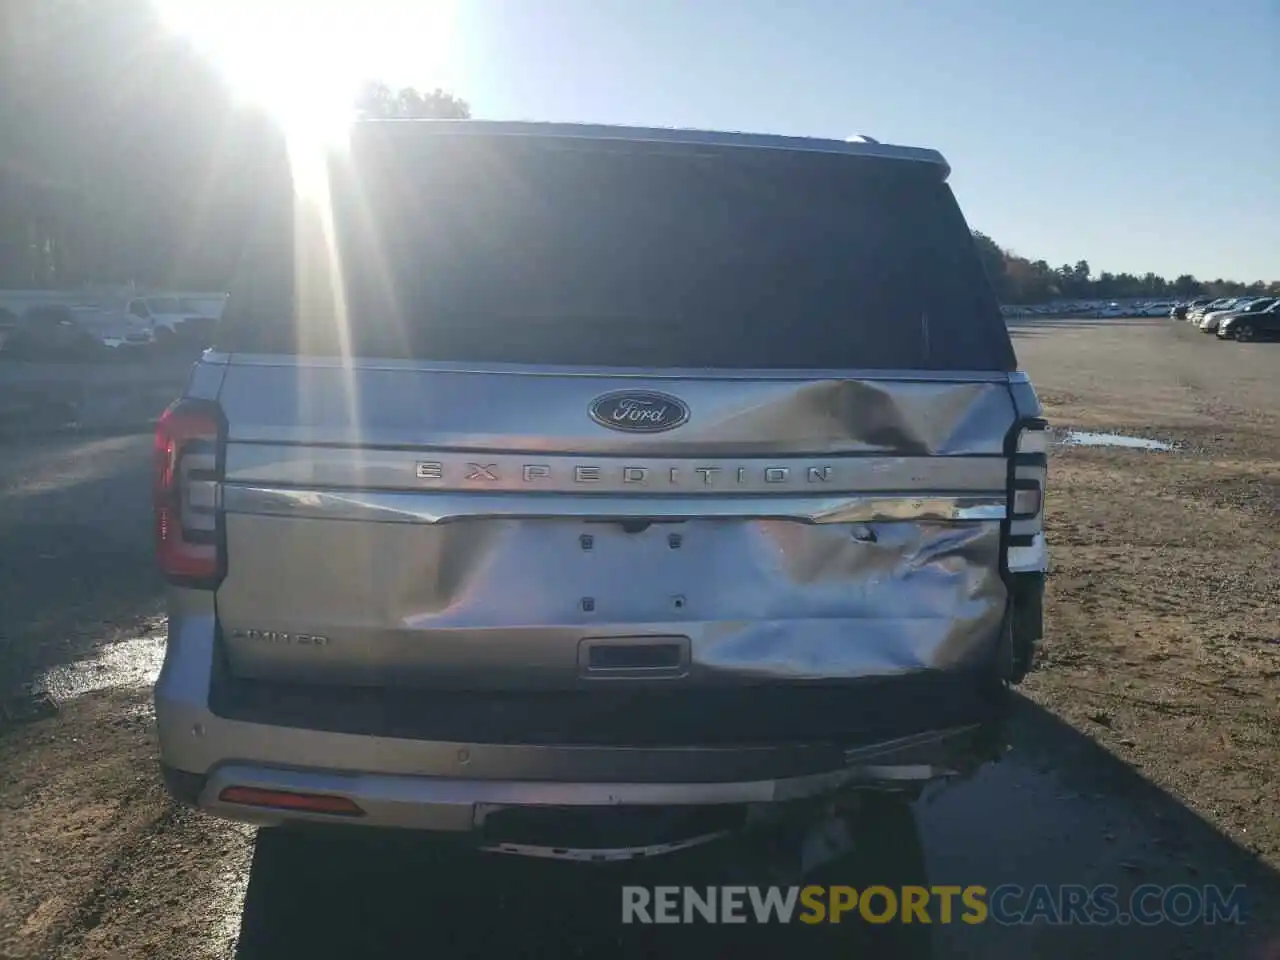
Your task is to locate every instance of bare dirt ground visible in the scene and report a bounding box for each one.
[0,317,1276,959]
[1012,317,1279,868]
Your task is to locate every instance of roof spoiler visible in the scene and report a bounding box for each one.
[351,120,952,181]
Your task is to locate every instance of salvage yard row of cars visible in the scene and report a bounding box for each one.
[1174,295,1279,342]
[0,293,227,359]
[1000,296,1278,342]
[1001,300,1177,318]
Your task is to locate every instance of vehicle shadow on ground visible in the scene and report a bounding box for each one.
[234,795,934,959]
[231,696,1280,960]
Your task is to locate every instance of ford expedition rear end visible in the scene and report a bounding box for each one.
[154,121,1047,855]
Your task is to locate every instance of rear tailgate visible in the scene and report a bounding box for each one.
[207,124,1030,694]
[213,360,1017,688]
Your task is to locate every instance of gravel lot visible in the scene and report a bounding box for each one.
[0,318,1277,959]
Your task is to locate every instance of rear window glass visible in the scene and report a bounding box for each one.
[217,129,1014,371]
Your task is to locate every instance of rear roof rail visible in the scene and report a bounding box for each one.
[350,120,951,180]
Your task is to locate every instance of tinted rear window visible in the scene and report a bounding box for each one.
[218,130,1014,370]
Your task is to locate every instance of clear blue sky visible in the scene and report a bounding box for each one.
[397,0,1279,282]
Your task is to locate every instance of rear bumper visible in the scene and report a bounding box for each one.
[156,600,1011,835]
[162,723,995,834]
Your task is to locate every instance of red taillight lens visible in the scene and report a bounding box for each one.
[153,399,224,585]
[218,786,364,816]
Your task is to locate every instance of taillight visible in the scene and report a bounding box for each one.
[154,399,225,586]
[218,786,364,816]
[1006,418,1048,573]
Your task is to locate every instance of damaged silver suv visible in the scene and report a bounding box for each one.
[153,121,1047,856]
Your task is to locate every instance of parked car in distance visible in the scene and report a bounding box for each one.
[178,293,229,322]
[1201,297,1275,333]
[69,305,155,350]
[1189,298,1236,324]
[1218,301,1280,342]
[153,120,1048,858]
[126,296,216,344]
[1203,296,1264,335]
[1188,299,1216,322]
[2,304,103,359]
[1171,298,1213,320]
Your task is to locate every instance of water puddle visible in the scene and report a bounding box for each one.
[1056,430,1173,451]
[32,634,166,701]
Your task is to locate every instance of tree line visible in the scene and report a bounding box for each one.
[0,0,468,292]
[972,232,1278,305]
[1,1,1272,301]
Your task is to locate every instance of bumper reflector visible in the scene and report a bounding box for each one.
[218,786,364,816]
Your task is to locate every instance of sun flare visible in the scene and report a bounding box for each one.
[154,0,455,144]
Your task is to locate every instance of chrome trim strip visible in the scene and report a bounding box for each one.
[224,448,1010,495]
[214,353,1016,382]
[221,486,1007,524]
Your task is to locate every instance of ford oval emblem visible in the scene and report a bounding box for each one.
[589,390,690,434]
